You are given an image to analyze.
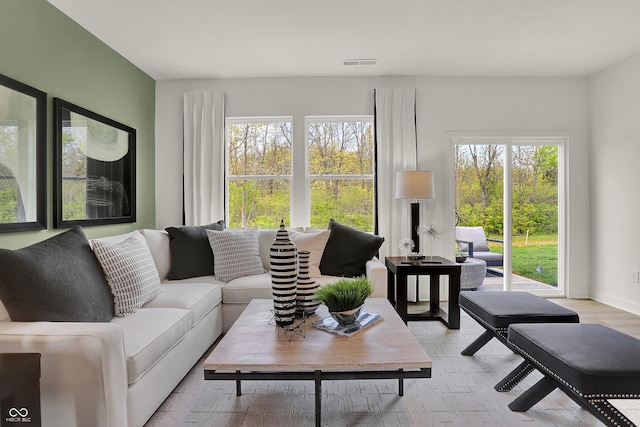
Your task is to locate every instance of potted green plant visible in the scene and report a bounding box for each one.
[455,250,468,263]
[315,277,374,325]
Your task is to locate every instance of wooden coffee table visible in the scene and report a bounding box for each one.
[204,298,431,426]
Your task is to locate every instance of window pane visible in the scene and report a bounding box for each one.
[228,179,290,228]
[310,179,374,232]
[226,119,292,228]
[228,122,291,176]
[308,121,373,175]
[512,145,559,287]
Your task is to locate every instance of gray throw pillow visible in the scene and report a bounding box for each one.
[0,227,114,322]
[319,219,384,277]
[165,220,225,280]
[206,228,265,282]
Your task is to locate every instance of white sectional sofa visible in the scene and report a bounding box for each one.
[0,224,386,427]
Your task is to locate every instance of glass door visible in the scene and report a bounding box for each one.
[454,137,563,295]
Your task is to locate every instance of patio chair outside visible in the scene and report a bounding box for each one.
[455,226,504,275]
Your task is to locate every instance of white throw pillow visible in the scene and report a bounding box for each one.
[206,228,265,282]
[288,230,331,277]
[93,236,161,317]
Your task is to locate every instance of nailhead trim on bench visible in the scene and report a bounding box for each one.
[590,399,634,427]
[496,362,535,392]
[508,339,640,427]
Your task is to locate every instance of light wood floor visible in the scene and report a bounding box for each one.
[551,298,640,339]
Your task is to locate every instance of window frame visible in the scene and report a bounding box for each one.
[304,115,376,230]
[225,116,293,228]
[224,115,376,230]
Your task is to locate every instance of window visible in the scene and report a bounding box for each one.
[226,116,375,230]
[306,117,375,231]
[226,118,292,228]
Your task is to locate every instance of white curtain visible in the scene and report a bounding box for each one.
[183,91,225,225]
[375,88,418,260]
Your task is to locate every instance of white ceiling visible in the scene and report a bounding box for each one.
[47,0,640,81]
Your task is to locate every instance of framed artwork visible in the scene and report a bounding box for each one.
[53,98,136,227]
[0,73,47,232]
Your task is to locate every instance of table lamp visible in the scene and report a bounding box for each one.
[395,170,434,255]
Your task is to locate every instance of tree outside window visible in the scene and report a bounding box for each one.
[226,116,375,231]
[307,118,375,231]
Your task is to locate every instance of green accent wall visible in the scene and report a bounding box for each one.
[0,0,156,249]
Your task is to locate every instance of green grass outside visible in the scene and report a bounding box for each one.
[487,234,558,286]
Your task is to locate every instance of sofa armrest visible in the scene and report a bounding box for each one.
[0,321,128,427]
[366,257,387,298]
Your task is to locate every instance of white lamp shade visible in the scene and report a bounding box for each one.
[395,170,434,200]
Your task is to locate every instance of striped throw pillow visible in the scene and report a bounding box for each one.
[206,228,265,282]
[93,236,161,317]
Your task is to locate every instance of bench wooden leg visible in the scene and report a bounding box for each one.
[461,330,493,356]
[508,376,557,412]
[494,360,535,392]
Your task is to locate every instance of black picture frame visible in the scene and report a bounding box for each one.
[53,98,136,228]
[0,73,47,233]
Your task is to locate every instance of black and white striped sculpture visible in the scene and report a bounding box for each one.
[296,250,320,315]
[270,220,297,327]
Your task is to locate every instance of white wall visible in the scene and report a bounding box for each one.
[155,75,591,297]
[590,53,640,315]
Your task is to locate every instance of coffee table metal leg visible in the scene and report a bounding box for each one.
[315,370,322,427]
[236,370,241,396]
[399,368,404,396]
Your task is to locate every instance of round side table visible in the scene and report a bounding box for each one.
[460,258,486,290]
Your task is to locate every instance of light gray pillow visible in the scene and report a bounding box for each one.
[93,236,161,317]
[206,228,265,282]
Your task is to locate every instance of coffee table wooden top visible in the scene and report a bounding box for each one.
[204,298,431,372]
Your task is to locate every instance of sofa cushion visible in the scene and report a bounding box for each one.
[206,228,265,282]
[111,307,191,384]
[139,229,171,280]
[319,219,384,277]
[222,272,274,304]
[257,228,278,271]
[165,220,225,280]
[93,236,161,317]
[288,229,331,277]
[143,282,222,327]
[0,227,114,322]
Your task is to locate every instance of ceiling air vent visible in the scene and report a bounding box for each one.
[342,59,377,66]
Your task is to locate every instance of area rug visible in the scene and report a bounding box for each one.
[146,312,636,426]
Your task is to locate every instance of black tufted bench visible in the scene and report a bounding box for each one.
[507,323,640,426]
[460,291,579,391]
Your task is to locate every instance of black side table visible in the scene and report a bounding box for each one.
[0,353,41,427]
[385,256,462,329]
